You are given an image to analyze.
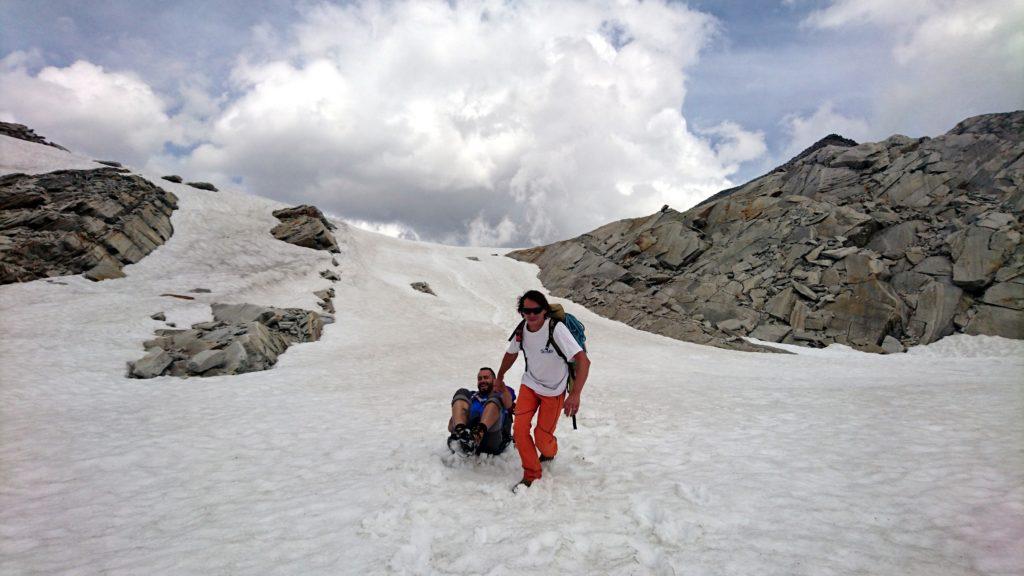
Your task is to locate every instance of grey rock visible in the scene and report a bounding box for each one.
[965,305,1024,338]
[190,287,212,293]
[749,324,791,342]
[186,181,218,191]
[881,335,905,354]
[952,226,1003,289]
[187,349,227,374]
[271,205,340,253]
[150,312,166,321]
[466,256,480,261]
[914,256,953,276]
[411,282,436,296]
[867,221,921,258]
[792,281,818,300]
[982,281,1024,310]
[1,168,177,284]
[95,160,122,167]
[161,175,183,183]
[320,269,341,281]
[130,349,173,378]
[909,282,963,344]
[821,246,859,259]
[83,257,126,282]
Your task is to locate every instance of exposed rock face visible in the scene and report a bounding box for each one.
[509,111,1024,353]
[0,122,68,151]
[0,168,178,284]
[271,205,340,253]
[128,303,325,378]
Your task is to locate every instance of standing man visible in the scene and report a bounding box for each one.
[496,290,590,488]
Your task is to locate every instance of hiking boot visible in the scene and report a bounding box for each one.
[539,454,555,463]
[512,478,533,492]
[470,423,487,447]
[448,424,474,454]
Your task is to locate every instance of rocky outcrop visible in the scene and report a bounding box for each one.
[186,181,218,191]
[0,168,178,284]
[128,303,325,378]
[509,111,1024,353]
[0,122,68,151]
[271,205,340,253]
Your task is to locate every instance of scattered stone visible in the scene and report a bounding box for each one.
[129,349,173,378]
[186,181,218,191]
[320,269,341,281]
[0,168,178,284]
[749,324,791,343]
[83,258,126,282]
[792,281,818,301]
[881,335,905,354]
[95,160,123,168]
[187,349,227,374]
[466,256,480,261]
[161,175,183,183]
[151,312,166,321]
[190,288,212,293]
[411,282,436,296]
[331,257,339,267]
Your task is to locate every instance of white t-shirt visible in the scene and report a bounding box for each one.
[507,319,583,397]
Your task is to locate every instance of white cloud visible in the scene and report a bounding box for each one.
[802,0,1024,138]
[781,102,872,159]
[181,0,761,246]
[0,53,180,165]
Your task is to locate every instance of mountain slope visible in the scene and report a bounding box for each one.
[1,134,1022,574]
[510,111,1024,353]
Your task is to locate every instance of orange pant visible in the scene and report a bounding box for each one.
[514,385,565,482]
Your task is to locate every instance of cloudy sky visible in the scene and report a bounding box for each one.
[1,1,1021,246]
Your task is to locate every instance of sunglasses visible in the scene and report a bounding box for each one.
[520,306,545,315]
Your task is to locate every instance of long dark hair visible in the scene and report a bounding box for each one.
[517,290,551,313]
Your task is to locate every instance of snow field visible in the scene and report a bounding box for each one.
[1,139,1023,575]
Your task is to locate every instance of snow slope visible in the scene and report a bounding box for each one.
[1,137,1022,576]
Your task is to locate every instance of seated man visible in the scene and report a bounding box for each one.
[448,367,516,455]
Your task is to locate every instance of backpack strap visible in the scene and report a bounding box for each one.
[508,319,528,373]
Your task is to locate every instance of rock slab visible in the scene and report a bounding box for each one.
[271,205,340,253]
[128,303,325,378]
[0,168,178,284]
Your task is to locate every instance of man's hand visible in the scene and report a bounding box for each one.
[563,392,581,417]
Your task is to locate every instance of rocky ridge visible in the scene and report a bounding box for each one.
[0,168,178,284]
[509,111,1024,353]
[0,121,68,151]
